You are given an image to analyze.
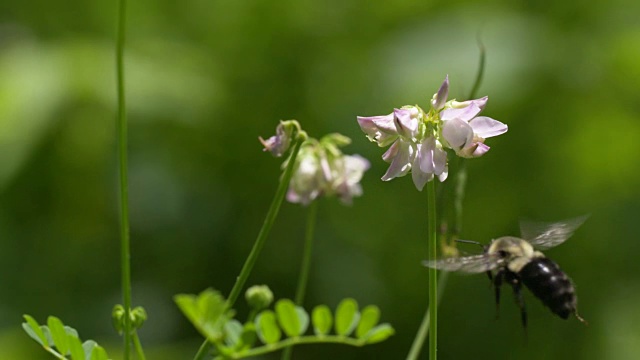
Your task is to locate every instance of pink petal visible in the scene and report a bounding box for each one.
[442,118,473,149]
[381,141,413,181]
[431,75,449,111]
[433,143,447,175]
[468,116,508,138]
[393,108,419,138]
[382,140,399,163]
[440,103,482,122]
[471,143,490,157]
[418,136,436,173]
[412,157,433,191]
[357,113,398,146]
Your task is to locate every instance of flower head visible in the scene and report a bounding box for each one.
[357,75,507,190]
[286,134,370,206]
[440,97,507,158]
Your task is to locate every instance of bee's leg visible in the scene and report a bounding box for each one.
[493,269,504,319]
[509,276,528,333]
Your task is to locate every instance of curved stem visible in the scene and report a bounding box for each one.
[192,341,211,360]
[468,36,485,100]
[193,137,305,360]
[281,201,319,360]
[132,333,146,360]
[115,0,132,357]
[225,136,304,307]
[406,181,437,360]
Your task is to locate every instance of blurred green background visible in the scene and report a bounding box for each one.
[1,0,640,359]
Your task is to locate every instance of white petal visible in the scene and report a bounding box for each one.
[469,116,508,138]
[438,163,449,182]
[442,118,473,149]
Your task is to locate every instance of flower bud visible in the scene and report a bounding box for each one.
[259,120,298,157]
[112,304,125,334]
[131,306,148,329]
[245,285,274,310]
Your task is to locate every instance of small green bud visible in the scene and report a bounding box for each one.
[245,285,273,310]
[112,304,125,334]
[131,306,147,329]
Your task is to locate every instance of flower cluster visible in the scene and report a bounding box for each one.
[260,124,369,206]
[357,76,507,191]
[286,134,370,205]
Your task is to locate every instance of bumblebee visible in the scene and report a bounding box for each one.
[423,216,588,329]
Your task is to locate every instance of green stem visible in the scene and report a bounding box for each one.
[192,341,211,360]
[133,333,146,360]
[214,335,367,360]
[192,136,305,360]
[406,181,438,360]
[427,180,438,360]
[281,201,318,360]
[225,136,305,307]
[115,0,132,357]
[406,271,449,360]
[468,37,485,101]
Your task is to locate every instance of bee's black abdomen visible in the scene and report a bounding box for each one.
[519,258,577,319]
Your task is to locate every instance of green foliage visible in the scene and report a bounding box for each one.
[334,298,360,336]
[22,315,110,360]
[176,288,394,359]
[311,305,333,335]
[174,288,235,343]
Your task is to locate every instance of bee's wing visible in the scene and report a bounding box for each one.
[422,253,502,274]
[520,215,589,250]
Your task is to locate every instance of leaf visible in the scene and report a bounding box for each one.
[90,345,109,360]
[22,315,47,346]
[255,310,281,344]
[311,305,332,335]
[275,299,300,337]
[295,306,309,335]
[363,323,395,344]
[334,298,360,336]
[224,320,243,347]
[237,323,257,350]
[174,288,231,342]
[68,335,85,360]
[356,305,380,339]
[48,316,70,355]
[82,341,97,360]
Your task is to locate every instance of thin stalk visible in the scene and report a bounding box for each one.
[468,36,485,101]
[281,200,319,360]
[192,136,305,360]
[115,0,132,357]
[406,271,449,360]
[214,335,368,360]
[226,136,304,307]
[133,333,147,360]
[427,180,438,360]
[406,181,438,360]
